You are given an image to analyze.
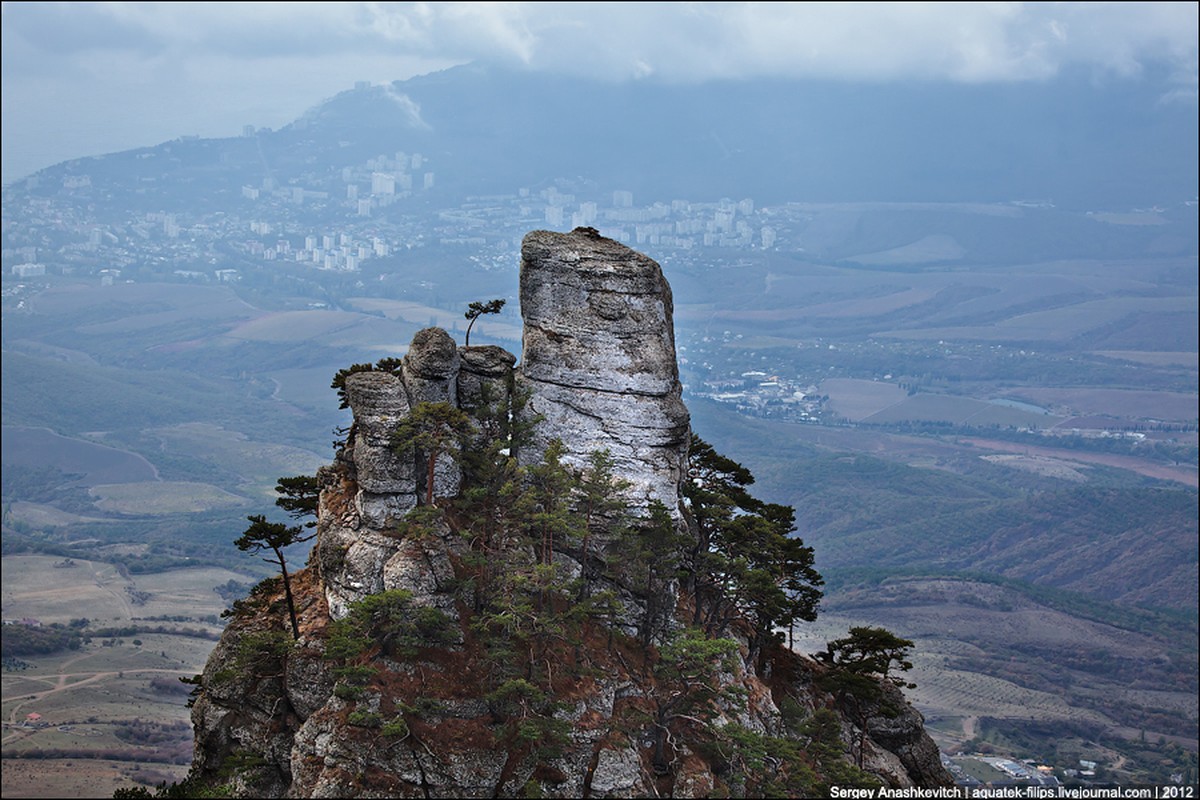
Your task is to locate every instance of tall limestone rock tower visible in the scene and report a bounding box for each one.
[187,228,954,798]
[517,227,691,518]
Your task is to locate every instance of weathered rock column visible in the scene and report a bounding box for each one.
[344,370,417,527]
[402,326,462,501]
[457,345,517,415]
[517,227,691,518]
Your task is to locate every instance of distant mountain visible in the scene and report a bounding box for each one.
[19,62,1200,210]
[364,63,1199,209]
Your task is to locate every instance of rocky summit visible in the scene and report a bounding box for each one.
[186,228,953,798]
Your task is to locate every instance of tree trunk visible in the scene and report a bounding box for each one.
[275,548,300,639]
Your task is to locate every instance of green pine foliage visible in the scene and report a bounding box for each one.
[682,434,824,664]
[330,357,404,409]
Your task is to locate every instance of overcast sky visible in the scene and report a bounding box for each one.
[3,1,1197,184]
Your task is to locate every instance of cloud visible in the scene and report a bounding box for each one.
[3,1,1195,182]
[3,2,1196,84]
[382,86,431,130]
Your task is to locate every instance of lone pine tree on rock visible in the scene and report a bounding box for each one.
[233,515,315,639]
[464,298,505,346]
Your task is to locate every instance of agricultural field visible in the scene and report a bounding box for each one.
[1002,387,1199,422]
[820,378,908,421]
[224,308,410,349]
[1093,350,1198,369]
[89,482,250,516]
[858,392,1056,428]
[1,556,245,799]
[138,422,328,503]
[1,427,159,485]
[2,422,327,517]
[960,438,1198,488]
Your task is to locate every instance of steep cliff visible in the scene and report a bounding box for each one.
[187,228,953,798]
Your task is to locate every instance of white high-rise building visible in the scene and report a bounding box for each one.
[371,172,396,195]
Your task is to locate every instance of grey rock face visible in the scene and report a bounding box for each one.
[862,683,955,788]
[402,326,460,406]
[342,371,415,500]
[457,345,516,414]
[320,330,494,618]
[518,228,690,517]
[319,524,399,619]
[403,326,463,501]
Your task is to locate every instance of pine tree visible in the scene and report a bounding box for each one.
[390,401,473,506]
[463,298,506,346]
[234,515,315,639]
[573,448,632,601]
[682,436,822,651]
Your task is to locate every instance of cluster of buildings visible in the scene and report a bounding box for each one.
[239,150,434,220]
[243,225,392,272]
[944,754,1063,791]
[692,369,826,422]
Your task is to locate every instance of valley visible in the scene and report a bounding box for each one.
[2,64,1196,794]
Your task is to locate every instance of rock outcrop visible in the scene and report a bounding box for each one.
[518,228,690,519]
[188,228,954,798]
